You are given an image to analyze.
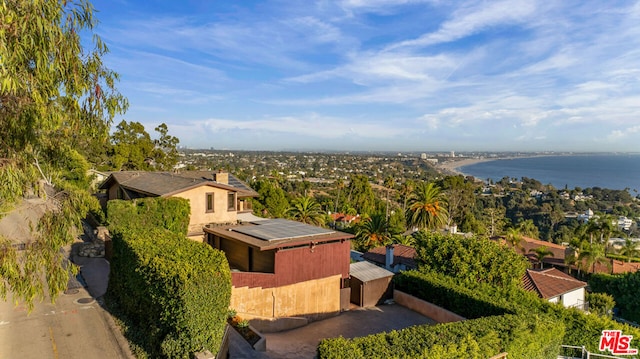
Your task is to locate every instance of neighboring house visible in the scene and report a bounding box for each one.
[328,212,360,229]
[204,218,353,321]
[512,236,573,269]
[589,259,640,275]
[363,244,417,273]
[99,170,257,240]
[523,268,588,310]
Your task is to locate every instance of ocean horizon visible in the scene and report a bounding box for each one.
[458,154,640,192]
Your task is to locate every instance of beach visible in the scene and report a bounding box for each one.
[436,157,496,176]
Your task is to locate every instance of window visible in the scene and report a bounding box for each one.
[227,192,236,211]
[206,193,214,213]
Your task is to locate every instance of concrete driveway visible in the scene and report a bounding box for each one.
[260,305,436,359]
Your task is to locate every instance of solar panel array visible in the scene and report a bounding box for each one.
[232,218,335,241]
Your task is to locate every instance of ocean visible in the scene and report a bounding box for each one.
[458,154,640,192]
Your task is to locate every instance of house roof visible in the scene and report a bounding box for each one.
[500,236,569,267]
[522,268,586,299]
[350,261,394,282]
[99,171,257,197]
[363,244,417,269]
[330,213,360,223]
[590,259,640,275]
[204,218,353,251]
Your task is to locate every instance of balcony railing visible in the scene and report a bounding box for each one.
[568,299,589,312]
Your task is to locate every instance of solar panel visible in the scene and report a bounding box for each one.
[232,219,335,241]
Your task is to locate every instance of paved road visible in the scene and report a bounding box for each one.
[0,252,133,359]
[0,287,132,359]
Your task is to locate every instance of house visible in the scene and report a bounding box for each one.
[512,236,573,269]
[522,268,588,310]
[589,258,640,275]
[328,212,360,229]
[363,244,417,273]
[204,218,353,322]
[99,170,257,240]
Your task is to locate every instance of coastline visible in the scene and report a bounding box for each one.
[436,157,497,176]
[436,154,559,177]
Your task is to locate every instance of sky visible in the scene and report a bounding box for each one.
[89,0,640,152]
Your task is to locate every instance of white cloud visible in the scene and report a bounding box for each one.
[388,0,536,50]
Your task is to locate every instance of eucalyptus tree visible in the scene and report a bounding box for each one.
[0,0,127,308]
[405,182,448,231]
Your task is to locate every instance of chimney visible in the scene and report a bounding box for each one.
[214,170,228,185]
[385,245,394,270]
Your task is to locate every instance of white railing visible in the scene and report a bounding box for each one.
[558,345,633,359]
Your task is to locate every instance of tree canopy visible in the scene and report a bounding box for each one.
[0,0,127,307]
[0,0,127,161]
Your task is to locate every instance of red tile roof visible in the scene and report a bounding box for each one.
[329,213,360,223]
[589,259,640,275]
[363,244,417,269]
[523,268,586,299]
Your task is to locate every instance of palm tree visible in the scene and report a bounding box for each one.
[578,243,611,274]
[517,219,539,239]
[355,213,392,250]
[405,182,448,231]
[287,196,325,226]
[504,227,523,252]
[529,246,554,269]
[619,238,640,263]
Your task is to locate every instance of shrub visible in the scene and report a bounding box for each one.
[590,271,640,323]
[317,314,564,359]
[107,197,231,358]
[412,231,529,288]
[107,197,190,236]
[586,292,615,317]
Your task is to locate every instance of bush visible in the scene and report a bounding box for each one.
[393,270,515,318]
[107,197,190,236]
[590,271,640,323]
[412,231,529,288]
[587,292,615,317]
[108,197,231,358]
[317,314,564,359]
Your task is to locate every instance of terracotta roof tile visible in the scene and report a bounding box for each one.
[523,268,586,299]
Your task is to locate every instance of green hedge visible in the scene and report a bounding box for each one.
[393,269,640,354]
[590,271,640,323]
[107,197,190,237]
[393,270,515,318]
[107,197,231,358]
[317,314,564,359]
[412,231,529,288]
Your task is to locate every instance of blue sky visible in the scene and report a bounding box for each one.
[91,0,640,152]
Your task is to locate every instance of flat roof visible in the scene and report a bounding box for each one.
[204,218,353,250]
